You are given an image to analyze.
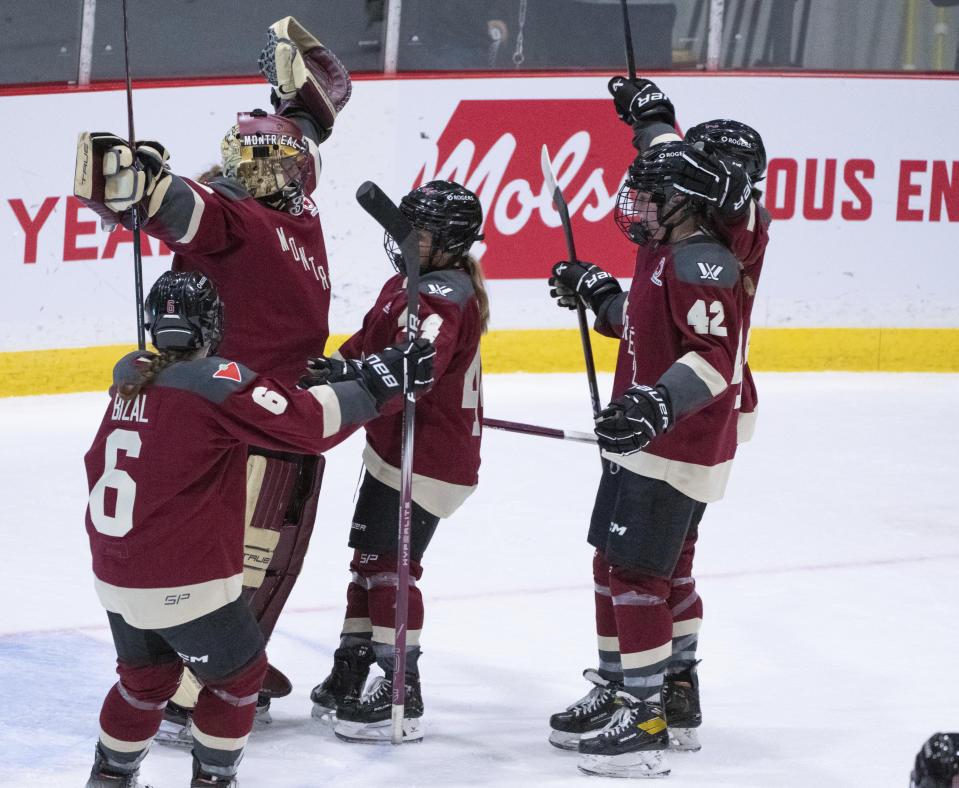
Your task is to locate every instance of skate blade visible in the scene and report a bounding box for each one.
[578,749,670,778]
[311,703,336,726]
[253,707,273,727]
[548,730,583,751]
[668,726,701,752]
[154,720,193,748]
[333,717,423,744]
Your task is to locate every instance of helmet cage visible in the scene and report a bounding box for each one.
[383,181,483,273]
[145,271,224,354]
[615,144,705,246]
[221,110,310,213]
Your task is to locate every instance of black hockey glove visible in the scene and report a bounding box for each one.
[298,355,358,389]
[675,145,752,221]
[549,260,623,314]
[608,76,676,128]
[354,338,436,410]
[594,385,672,455]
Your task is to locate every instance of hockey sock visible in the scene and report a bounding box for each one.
[667,533,702,669]
[191,651,267,765]
[609,564,672,702]
[99,659,182,750]
[592,552,623,683]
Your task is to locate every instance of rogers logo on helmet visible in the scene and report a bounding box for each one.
[413,99,637,279]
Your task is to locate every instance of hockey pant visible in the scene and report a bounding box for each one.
[340,551,424,674]
[98,602,267,779]
[170,450,324,709]
[592,532,703,701]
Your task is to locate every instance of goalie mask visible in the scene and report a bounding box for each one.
[146,271,224,354]
[385,180,484,273]
[221,109,311,214]
[615,142,708,246]
[685,119,767,183]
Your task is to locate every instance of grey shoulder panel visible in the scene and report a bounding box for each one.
[112,351,155,388]
[672,238,740,288]
[155,356,255,404]
[207,176,251,201]
[419,269,473,307]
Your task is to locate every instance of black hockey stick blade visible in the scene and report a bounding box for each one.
[355,181,420,278]
[540,145,577,263]
[620,0,637,79]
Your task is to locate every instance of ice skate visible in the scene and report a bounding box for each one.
[85,745,151,787]
[548,668,622,751]
[154,700,195,747]
[332,672,424,743]
[156,696,272,748]
[310,642,375,722]
[577,693,670,778]
[663,663,702,752]
[190,755,238,786]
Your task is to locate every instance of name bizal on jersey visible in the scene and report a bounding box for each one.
[112,392,148,423]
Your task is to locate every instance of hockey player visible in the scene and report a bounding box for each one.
[608,74,771,444]
[84,270,434,787]
[545,140,756,778]
[73,15,352,734]
[594,77,771,751]
[306,181,488,744]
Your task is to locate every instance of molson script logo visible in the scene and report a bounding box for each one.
[414,100,641,279]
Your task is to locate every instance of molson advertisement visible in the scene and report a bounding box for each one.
[1,74,957,394]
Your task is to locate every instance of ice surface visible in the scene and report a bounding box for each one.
[1,372,957,787]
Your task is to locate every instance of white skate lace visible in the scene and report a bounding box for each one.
[603,703,636,737]
[363,676,390,704]
[568,685,612,716]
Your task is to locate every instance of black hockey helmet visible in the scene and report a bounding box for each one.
[145,271,224,354]
[614,141,708,246]
[385,180,484,272]
[684,119,767,183]
[910,733,959,787]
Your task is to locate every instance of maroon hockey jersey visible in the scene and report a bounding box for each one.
[597,236,748,503]
[84,351,378,629]
[143,174,330,385]
[716,203,772,442]
[336,269,483,518]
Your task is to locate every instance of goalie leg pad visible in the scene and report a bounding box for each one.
[241,450,324,643]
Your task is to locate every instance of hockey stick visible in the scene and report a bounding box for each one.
[620,0,637,79]
[483,417,597,445]
[540,145,601,419]
[355,180,419,745]
[121,0,146,351]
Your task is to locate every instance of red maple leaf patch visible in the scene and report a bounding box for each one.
[213,362,241,382]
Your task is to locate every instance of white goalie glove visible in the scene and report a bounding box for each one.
[258,16,352,137]
[74,132,170,226]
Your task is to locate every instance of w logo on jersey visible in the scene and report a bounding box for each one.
[426,283,454,297]
[697,262,724,281]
